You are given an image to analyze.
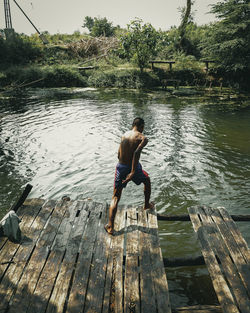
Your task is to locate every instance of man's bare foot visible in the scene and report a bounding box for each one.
[144,202,155,210]
[104,224,114,235]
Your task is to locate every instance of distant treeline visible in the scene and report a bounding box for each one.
[0,0,249,90]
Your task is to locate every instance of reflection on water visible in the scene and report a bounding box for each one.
[0,88,250,306]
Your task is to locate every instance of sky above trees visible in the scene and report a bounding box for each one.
[0,0,219,35]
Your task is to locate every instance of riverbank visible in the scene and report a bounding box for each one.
[1,32,249,92]
[0,63,247,93]
[1,66,250,107]
[0,64,201,88]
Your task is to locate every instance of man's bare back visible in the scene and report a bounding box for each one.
[118,130,147,166]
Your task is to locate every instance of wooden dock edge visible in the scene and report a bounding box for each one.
[172,305,222,313]
[157,213,250,222]
[2,199,248,313]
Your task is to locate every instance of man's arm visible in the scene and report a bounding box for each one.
[131,137,148,173]
[118,137,123,160]
[122,137,148,184]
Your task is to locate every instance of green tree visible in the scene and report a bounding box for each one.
[156,24,209,60]
[201,0,250,88]
[82,16,115,37]
[83,16,95,33]
[0,33,41,65]
[120,19,159,72]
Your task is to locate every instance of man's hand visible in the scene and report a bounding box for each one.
[122,172,134,185]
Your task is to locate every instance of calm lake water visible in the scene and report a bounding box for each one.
[0,87,249,307]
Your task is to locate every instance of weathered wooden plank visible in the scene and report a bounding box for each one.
[124,207,140,313]
[112,205,126,313]
[7,199,74,313]
[188,206,240,313]
[46,201,88,313]
[102,238,114,313]
[26,200,80,313]
[205,207,250,293]
[138,208,157,313]
[200,207,250,313]
[209,207,249,263]
[65,202,102,313]
[0,199,50,312]
[84,204,112,313]
[172,304,222,313]
[217,207,249,262]
[22,198,45,213]
[102,205,126,313]
[147,209,172,313]
[97,203,112,313]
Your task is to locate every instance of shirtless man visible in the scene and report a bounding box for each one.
[105,117,154,235]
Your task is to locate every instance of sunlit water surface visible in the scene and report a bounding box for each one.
[1,88,250,307]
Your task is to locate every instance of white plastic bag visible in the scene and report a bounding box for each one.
[0,210,21,242]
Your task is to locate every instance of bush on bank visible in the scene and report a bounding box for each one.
[0,33,41,65]
[0,66,162,89]
[0,65,87,88]
[88,69,159,88]
[1,64,217,90]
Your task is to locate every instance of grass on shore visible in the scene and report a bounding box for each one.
[0,58,211,91]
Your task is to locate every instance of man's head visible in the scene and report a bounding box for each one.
[132,117,144,132]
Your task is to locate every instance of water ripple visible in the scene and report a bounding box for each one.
[1,88,250,227]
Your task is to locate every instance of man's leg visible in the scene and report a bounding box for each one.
[143,176,154,210]
[105,187,123,234]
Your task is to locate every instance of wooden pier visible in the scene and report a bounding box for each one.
[188,206,250,313]
[0,199,171,313]
[0,199,249,313]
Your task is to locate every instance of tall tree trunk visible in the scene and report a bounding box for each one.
[178,0,192,51]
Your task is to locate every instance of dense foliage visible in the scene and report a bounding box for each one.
[201,0,250,88]
[0,33,41,65]
[120,19,159,72]
[82,16,116,37]
[0,3,249,91]
[157,24,208,59]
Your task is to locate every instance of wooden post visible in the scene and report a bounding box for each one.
[11,184,33,212]
[202,60,216,73]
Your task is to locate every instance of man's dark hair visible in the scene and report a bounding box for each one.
[132,117,144,128]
